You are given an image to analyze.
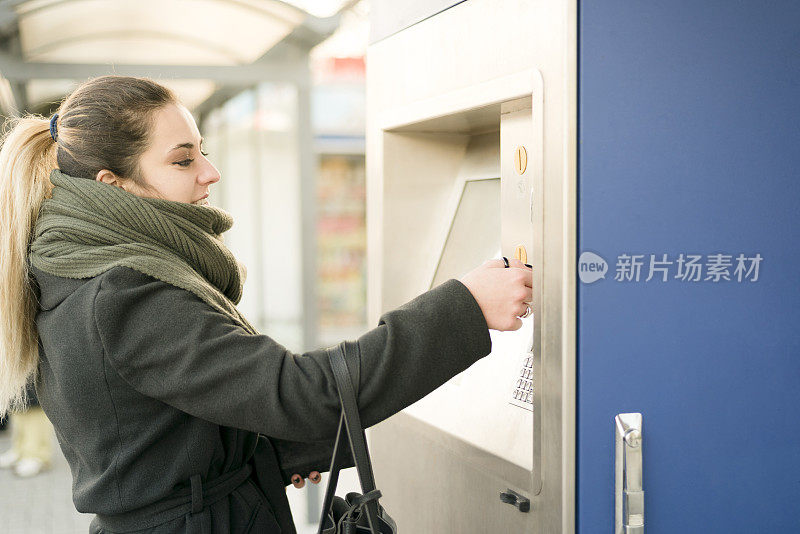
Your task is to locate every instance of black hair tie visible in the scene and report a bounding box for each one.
[49,113,59,142]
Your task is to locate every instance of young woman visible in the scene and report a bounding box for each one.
[0,75,533,533]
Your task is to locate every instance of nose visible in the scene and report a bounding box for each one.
[198,159,221,186]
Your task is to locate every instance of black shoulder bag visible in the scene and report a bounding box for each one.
[317,340,397,534]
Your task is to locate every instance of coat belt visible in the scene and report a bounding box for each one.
[93,463,253,532]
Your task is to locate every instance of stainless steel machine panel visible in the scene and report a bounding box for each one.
[367,1,577,531]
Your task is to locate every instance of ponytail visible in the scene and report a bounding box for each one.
[0,75,178,419]
[0,114,57,418]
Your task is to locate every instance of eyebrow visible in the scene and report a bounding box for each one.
[168,137,204,154]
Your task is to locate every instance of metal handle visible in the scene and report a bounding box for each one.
[499,488,530,512]
[615,413,644,534]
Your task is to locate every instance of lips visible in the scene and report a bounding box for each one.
[192,193,209,206]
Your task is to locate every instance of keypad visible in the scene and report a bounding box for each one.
[509,352,534,411]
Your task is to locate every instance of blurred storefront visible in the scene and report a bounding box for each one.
[199,45,367,355]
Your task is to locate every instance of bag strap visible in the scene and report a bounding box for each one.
[317,412,348,533]
[317,340,381,534]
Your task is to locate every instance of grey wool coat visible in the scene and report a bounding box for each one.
[30,264,492,533]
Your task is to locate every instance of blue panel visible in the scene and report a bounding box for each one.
[578,2,800,532]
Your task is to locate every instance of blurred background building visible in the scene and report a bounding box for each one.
[0,1,369,532]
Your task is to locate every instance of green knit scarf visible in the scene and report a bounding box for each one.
[29,168,258,335]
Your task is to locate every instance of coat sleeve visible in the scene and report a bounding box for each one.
[94,267,492,442]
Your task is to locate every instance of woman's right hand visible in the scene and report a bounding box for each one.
[459,258,533,331]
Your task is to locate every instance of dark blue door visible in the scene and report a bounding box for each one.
[578,1,800,532]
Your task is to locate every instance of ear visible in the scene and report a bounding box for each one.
[96,169,126,191]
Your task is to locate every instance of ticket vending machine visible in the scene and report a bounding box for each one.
[366,1,574,532]
[366,1,800,533]
[371,91,544,532]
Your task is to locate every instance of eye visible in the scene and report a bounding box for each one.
[173,159,193,167]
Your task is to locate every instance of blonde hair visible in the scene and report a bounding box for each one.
[0,75,177,418]
[0,117,56,416]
